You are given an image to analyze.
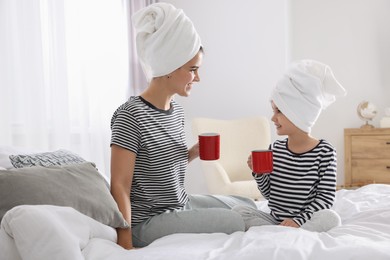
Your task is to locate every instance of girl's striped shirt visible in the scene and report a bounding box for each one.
[254,138,337,225]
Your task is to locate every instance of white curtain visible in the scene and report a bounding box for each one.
[0,0,154,179]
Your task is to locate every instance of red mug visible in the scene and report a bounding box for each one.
[252,149,273,174]
[199,133,220,160]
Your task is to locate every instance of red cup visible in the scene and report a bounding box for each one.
[199,133,220,160]
[252,149,273,174]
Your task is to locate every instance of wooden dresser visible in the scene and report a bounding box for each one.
[344,128,390,186]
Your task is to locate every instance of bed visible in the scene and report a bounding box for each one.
[1,149,390,260]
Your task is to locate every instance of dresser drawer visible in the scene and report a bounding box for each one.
[344,128,390,186]
[351,159,390,184]
[351,136,390,159]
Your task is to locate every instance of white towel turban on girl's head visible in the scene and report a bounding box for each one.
[271,59,347,133]
[132,3,202,80]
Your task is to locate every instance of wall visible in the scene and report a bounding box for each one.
[162,0,390,193]
[289,0,390,184]
[163,0,288,194]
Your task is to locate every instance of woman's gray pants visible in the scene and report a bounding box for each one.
[132,194,256,247]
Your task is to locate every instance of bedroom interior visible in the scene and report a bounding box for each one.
[168,0,390,194]
[1,0,390,259]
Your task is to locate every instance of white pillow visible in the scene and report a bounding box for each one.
[0,155,13,169]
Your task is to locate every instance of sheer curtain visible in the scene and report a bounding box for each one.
[0,0,154,179]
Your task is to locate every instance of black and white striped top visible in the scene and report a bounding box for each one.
[110,96,189,226]
[254,138,337,226]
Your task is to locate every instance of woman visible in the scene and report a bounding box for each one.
[110,3,255,249]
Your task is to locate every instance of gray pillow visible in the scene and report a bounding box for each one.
[0,162,128,228]
[9,149,86,168]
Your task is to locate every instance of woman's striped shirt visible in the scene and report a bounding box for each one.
[110,96,189,226]
[254,138,337,226]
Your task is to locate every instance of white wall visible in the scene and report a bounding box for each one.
[162,0,390,193]
[163,0,288,194]
[289,0,390,184]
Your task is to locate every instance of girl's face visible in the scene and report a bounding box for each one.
[168,51,203,97]
[271,101,298,136]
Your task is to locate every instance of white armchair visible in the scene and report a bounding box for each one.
[192,116,271,200]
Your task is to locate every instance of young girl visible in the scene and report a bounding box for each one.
[234,59,346,232]
[110,3,255,249]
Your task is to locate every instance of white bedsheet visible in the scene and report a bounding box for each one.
[1,184,390,260]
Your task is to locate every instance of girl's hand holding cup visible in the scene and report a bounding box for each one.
[251,150,273,174]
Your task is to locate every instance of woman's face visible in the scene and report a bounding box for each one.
[169,51,203,97]
[271,101,297,136]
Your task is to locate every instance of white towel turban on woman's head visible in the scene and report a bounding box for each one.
[132,3,202,80]
[271,59,347,133]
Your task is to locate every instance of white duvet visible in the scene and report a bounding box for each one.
[1,184,390,260]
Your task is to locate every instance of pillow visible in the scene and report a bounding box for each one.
[9,149,86,168]
[0,154,13,169]
[0,145,40,169]
[0,162,128,228]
